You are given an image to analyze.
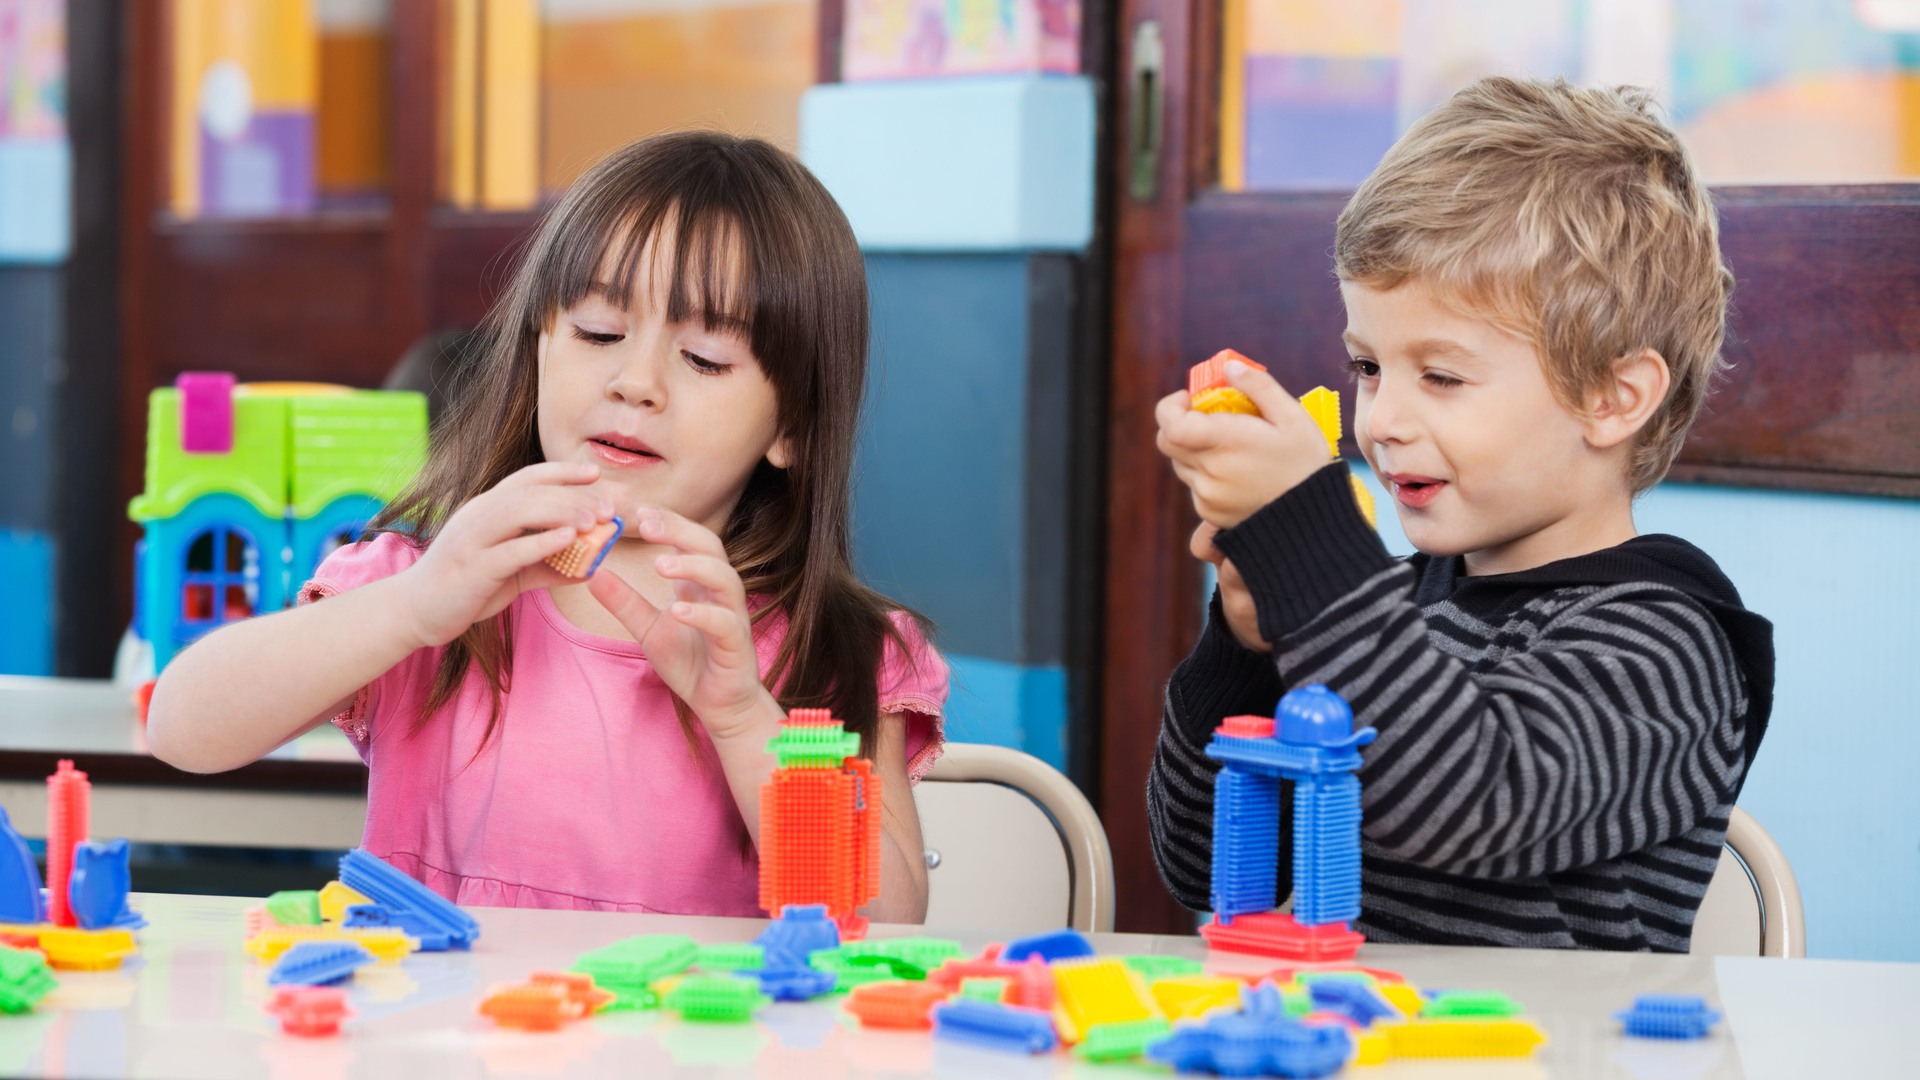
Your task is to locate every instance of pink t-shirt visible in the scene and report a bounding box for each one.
[298,532,949,916]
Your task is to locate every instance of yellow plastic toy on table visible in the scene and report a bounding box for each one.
[1187,349,1378,527]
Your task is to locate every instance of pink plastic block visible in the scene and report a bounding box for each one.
[176,372,236,453]
[1199,912,1365,963]
[46,760,90,928]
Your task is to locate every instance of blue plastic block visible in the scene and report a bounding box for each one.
[755,964,838,1002]
[338,849,480,950]
[1306,978,1396,1027]
[800,77,1095,252]
[1616,994,1722,1039]
[754,904,840,968]
[1001,928,1094,963]
[932,1000,1059,1054]
[0,807,45,924]
[1293,773,1363,926]
[343,903,451,951]
[1145,994,1352,1080]
[268,940,376,986]
[1211,767,1282,921]
[69,840,145,930]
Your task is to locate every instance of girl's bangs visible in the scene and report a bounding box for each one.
[538,189,757,342]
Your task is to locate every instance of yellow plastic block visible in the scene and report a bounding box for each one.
[1053,959,1159,1044]
[1192,387,1260,416]
[1353,1028,1390,1065]
[1299,386,1342,456]
[317,881,372,924]
[1350,474,1378,526]
[1378,983,1424,1019]
[1150,975,1244,1021]
[37,928,138,971]
[1379,1018,1547,1058]
[245,926,418,963]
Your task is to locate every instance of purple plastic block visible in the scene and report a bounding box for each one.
[176,372,236,453]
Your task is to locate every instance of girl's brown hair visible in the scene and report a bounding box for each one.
[371,131,923,756]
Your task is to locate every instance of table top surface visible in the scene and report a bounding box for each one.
[0,676,362,788]
[3,892,1914,1080]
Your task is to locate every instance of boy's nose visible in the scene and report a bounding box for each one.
[1362,381,1413,445]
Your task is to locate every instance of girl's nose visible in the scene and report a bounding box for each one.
[607,349,665,409]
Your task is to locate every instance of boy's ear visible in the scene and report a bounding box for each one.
[1585,347,1670,450]
[766,433,793,470]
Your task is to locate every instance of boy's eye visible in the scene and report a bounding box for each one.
[571,326,623,346]
[1424,371,1464,388]
[1344,357,1379,379]
[682,350,729,375]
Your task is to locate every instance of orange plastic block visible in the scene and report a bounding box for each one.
[267,986,352,1037]
[529,971,615,1015]
[480,982,586,1031]
[758,759,881,921]
[930,954,1056,1011]
[37,927,135,971]
[1052,958,1159,1044]
[46,761,90,928]
[844,980,951,1030]
[246,926,418,963]
[544,519,621,578]
[1188,349,1267,397]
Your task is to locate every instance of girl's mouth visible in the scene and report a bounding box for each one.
[589,437,660,467]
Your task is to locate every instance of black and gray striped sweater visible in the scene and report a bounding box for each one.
[1147,464,1775,952]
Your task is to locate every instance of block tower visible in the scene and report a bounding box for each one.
[758,710,881,940]
[1200,684,1376,961]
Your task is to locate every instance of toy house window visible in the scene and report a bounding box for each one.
[181,526,258,628]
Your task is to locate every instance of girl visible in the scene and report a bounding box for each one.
[147,132,948,921]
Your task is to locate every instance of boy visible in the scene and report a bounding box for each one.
[1148,77,1774,952]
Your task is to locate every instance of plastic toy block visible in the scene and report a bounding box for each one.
[68,840,141,931]
[694,943,764,972]
[573,934,699,989]
[1145,1008,1352,1078]
[928,953,1055,1011]
[0,807,46,925]
[243,906,280,939]
[1297,387,1341,458]
[932,999,1059,1054]
[1306,979,1398,1027]
[266,986,352,1037]
[845,980,952,1029]
[317,881,370,924]
[662,974,771,1022]
[755,963,838,1001]
[829,954,925,986]
[245,926,418,964]
[341,902,453,950]
[265,890,322,927]
[1188,350,1269,416]
[959,977,1010,1003]
[1120,954,1204,981]
[1378,982,1425,1019]
[337,849,480,950]
[545,516,623,578]
[1052,958,1159,1043]
[755,903,840,967]
[480,982,586,1031]
[1076,1017,1172,1062]
[177,372,237,453]
[267,940,375,986]
[46,760,90,928]
[764,712,862,768]
[1420,990,1522,1019]
[1201,912,1365,963]
[822,937,965,982]
[758,723,882,926]
[1211,766,1282,920]
[1150,975,1245,1022]
[1353,1028,1389,1064]
[1002,928,1094,963]
[36,927,137,971]
[1191,387,1262,416]
[1616,994,1722,1039]
[0,946,57,1014]
[528,972,616,1015]
[1378,1018,1547,1058]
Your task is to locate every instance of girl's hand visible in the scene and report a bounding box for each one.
[399,462,612,648]
[1156,360,1329,529]
[586,506,777,742]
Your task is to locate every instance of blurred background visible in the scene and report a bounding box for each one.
[1,0,1916,950]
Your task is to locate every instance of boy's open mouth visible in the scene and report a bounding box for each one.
[1388,475,1445,509]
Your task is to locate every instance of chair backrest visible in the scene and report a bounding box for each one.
[918,743,1115,933]
[1691,805,1806,958]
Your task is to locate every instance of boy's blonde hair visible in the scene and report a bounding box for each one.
[1335,76,1732,492]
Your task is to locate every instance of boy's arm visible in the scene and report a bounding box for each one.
[1214,465,1749,880]
[1146,590,1288,911]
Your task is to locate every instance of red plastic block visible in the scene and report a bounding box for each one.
[1199,912,1365,963]
[1187,350,1267,397]
[133,681,156,725]
[759,757,882,923]
[266,986,352,1037]
[845,981,952,1030]
[45,761,90,928]
[1218,715,1275,739]
[929,955,1056,1012]
[785,708,835,726]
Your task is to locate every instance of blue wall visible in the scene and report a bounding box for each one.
[1351,463,1920,963]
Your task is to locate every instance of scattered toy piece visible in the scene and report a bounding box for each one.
[1617,993,1722,1039]
[266,986,352,1037]
[545,516,623,578]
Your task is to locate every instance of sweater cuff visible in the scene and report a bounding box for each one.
[1213,461,1396,643]
[1166,589,1283,747]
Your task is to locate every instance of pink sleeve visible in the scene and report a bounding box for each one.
[295,532,425,751]
[878,611,950,785]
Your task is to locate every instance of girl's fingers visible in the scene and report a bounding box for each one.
[481,525,578,583]
[665,600,754,663]
[653,552,748,613]
[499,461,602,489]
[628,505,727,559]
[586,567,664,639]
[466,486,612,546]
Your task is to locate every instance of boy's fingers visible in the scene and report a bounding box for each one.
[1189,521,1224,563]
[1225,360,1295,418]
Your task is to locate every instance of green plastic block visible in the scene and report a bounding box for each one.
[264,890,322,927]
[1121,955,1204,982]
[574,934,698,988]
[1421,991,1522,1018]
[0,947,56,1014]
[958,978,1009,1003]
[663,974,770,1022]
[1075,1017,1172,1062]
[765,720,861,768]
[809,952,900,990]
[1284,988,1312,1017]
[695,943,765,972]
[285,392,428,518]
[130,389,289,521]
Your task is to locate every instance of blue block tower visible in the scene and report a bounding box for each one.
[1200,684,1376,961]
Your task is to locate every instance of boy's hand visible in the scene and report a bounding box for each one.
[399,462,611,649]
[586,506,778,743]
[1156,360,1330,529]
[1192,522,1270,652]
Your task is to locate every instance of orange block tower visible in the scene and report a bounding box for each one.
[758,710,881,939]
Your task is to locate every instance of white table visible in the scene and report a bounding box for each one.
[5,892,1915,1079]
[0,676,366,849]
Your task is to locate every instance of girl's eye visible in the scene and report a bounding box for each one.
[1344,357,1379,380]
[682,350,729,375]
[571,326,623,346]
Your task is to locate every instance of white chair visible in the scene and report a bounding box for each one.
[1692,805,1806,958]
[917,743,1115,934]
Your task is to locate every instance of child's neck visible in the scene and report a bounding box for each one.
[545,539,678,641]
[1461,496,1639,577]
